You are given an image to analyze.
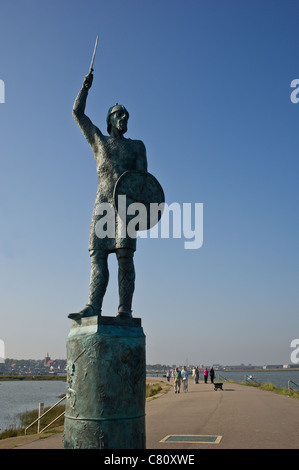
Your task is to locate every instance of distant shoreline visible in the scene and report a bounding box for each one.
[0,375,66,381]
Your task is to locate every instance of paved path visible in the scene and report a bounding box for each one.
[146,379,299,449]
[11,379,299,449]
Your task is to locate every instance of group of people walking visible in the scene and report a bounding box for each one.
[166,366,215,394]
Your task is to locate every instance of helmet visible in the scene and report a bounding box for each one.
[106,103,129,134]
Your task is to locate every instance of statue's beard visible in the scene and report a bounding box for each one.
[117,121,127,133]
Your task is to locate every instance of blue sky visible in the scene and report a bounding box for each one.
[0,0,298,365]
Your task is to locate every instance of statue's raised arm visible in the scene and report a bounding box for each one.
[72,37,102,147]
[72,72,103,147]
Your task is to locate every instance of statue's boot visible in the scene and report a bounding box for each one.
[68,251,109,320]
[116,249,135,318]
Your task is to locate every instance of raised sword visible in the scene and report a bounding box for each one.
[89,35,99,73]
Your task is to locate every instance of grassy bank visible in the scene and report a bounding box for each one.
[221,377,299,399]
[244,381,299,399]
[0,403,66,440]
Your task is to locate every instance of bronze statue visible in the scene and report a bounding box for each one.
[68,39,164,320]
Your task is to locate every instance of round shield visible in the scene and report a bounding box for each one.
[113,170,165,230]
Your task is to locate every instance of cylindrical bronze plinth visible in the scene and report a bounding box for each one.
[63,316,146,449]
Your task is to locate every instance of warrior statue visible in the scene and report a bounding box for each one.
[68,39,164,320]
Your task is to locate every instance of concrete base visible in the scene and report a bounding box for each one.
[63,315,146,449]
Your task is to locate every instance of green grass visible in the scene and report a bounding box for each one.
[0,403,65,440]
[243,381,299,399]
[146,383,162,398]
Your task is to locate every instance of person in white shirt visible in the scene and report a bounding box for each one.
[181,366,188,392]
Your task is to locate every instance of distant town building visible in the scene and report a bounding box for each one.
[263,365,283,369]
[44,352,51,367]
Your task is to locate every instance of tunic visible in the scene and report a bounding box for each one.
[72,87,148,252]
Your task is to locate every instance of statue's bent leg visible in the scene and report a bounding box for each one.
[116,248,135,317]
[69,250,109,319]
